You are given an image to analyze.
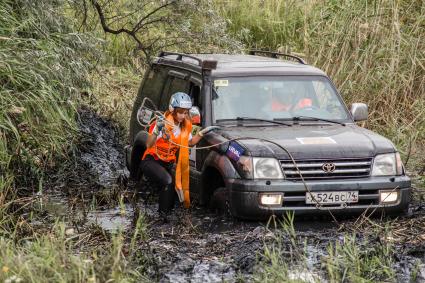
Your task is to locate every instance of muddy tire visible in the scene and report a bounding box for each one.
[209,187,232,216]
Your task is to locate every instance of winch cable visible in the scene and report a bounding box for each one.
[146,108,342,219]
[141,100,404,225]
[136,98,371,220]
[160,130,340,221]
[148,114,340,220]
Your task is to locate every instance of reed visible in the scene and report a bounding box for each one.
[324,233,395,282]
[0,219,149,282]
[255,215,396,282]
[0,0,93,182]
[217,0,425,166]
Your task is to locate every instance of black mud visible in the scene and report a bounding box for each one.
[42,107,425,282]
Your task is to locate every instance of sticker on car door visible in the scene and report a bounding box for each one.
[226,142,245,161]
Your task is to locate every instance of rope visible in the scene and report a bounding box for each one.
[147,111,342,217]
[139,102,390,219]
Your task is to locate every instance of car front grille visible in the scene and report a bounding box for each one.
[280,158,373,181]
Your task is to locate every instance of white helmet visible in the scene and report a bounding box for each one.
[169,92,192,112]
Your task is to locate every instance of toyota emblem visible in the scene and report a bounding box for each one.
[322,163,336,173]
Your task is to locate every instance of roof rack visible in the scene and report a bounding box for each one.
[158,51,217,70]
[249,50,306,64]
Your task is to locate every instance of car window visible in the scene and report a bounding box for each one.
[189,81,201,109]
[212,76,350,122]
[159,74,189,111]
[312,80,347,118]
[139,65,167,107]
[129,65,168,140]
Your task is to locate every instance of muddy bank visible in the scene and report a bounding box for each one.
[47,106,128,198]
[41,107,425,282]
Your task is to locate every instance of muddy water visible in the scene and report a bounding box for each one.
[43,107,425,282]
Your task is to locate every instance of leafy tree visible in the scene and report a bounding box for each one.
[71,0,242,62]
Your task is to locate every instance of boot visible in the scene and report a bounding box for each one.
[158,184,176,214]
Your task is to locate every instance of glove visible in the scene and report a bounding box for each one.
[152,116,164,136]
[198,126,220,137]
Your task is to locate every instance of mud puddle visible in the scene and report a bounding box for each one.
[41,107,425,282]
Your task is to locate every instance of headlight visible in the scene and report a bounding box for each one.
[259,193,283,206]
[372,153,397,176]
[253,158,284,179]
[379,190,399,204]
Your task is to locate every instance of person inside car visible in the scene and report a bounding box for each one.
[140,92,215,216]
[271,86,314,112]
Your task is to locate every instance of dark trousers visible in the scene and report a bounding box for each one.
[139,155,176,213]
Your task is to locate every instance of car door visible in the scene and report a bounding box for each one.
[187,76,203,196]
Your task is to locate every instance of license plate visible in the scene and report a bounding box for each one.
[306,191,359,204]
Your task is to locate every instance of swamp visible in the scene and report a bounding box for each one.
[0,0,424,282]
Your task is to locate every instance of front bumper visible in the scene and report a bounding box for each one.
[227,176,411,219]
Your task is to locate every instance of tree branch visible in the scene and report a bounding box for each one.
[132,1,176,33]
[90,0,144,49]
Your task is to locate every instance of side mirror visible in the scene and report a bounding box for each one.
[350,103,368,122]
[189,106,201,125]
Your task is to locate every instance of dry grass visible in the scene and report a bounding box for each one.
[87,66,141,137]
[217,0,425,171]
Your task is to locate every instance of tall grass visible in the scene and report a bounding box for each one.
[255,215,397,282]
[88,66,140,135]
[254,213,308,282]
[0,0,97,219]
[325,234,395,282]
[217,0,425,167]
[0,219,149,282]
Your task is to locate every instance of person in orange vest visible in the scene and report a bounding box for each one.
[271,88,313,112]
[140,92,216,216]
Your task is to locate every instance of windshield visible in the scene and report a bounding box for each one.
[212,76,350,123]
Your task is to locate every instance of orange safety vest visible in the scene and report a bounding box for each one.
[271,100,291,111]
[142,113,192,208]
[271,98,313,112]
[293,98,312,110]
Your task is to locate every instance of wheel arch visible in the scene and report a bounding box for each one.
[199,151,240,205]
[129,130,149,179]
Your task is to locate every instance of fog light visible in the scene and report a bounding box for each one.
[379,190,399,204]
[259,193,283,206]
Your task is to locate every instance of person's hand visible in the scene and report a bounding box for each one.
[153,116,165,136]
[198,126,220,137]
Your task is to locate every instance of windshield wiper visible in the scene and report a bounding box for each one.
[216,117,291,126]
[290,116,346,126]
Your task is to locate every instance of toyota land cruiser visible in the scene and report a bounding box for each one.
[125,51,411,219]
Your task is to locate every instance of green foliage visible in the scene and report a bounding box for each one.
[256,214,396,282]
[254,213,309,283]
[0,0,100,238]
[71,0,243,66]
[87,66,140,133]
[0,0,97,190]
[325,234,395,282]
[0,221,148,282]
[217,0,425,165]
[218,0,306,52]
